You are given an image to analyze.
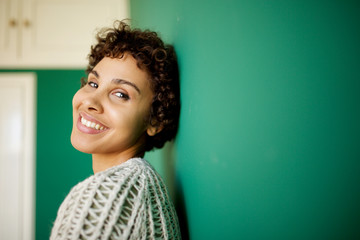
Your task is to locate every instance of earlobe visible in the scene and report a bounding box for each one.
[147,125,163,136]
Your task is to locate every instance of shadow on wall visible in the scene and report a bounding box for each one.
[175,177,190,240]
[162,141,190,239]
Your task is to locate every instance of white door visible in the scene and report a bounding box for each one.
[0,73,36,240]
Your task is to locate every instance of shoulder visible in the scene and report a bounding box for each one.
[101,157,156,178]
[97,158,162,189]
[51,158,181,240]
[64,158,162,203]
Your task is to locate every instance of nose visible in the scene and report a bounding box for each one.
[82,92,104,113]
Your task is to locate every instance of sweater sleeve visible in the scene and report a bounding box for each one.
[50,158,181,240]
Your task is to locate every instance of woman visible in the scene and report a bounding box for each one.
[50,21,181,239]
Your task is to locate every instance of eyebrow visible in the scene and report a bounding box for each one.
[90,70,141,94]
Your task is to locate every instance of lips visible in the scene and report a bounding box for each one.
[76,113,108,134]
[81,117,106,130]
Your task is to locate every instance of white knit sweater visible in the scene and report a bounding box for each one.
[50,158,181,240]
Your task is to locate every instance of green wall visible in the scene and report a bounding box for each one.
[35,70,93,239]
[131,0,360,239]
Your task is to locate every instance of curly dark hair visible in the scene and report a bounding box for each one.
[82,20,180,153]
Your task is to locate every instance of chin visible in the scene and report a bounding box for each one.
[70,131,91,154]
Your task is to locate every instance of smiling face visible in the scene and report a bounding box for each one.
[71,55,157,163]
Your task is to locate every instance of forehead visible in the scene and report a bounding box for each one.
[95,55,146,77]
[93,56,152,91]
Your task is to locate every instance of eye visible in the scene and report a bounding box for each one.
[114,91,130,100]
[88,81,98,88]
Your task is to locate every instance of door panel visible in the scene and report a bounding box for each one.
[0,73,36,240]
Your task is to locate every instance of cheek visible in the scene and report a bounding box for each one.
[134,104,152,135]
[72,90,82,109]
[113,108,148,136]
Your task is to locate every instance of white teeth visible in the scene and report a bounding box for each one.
[81,117,106,130]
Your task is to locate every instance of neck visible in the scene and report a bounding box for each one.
[91,135,147,174]
[92,148,145,174]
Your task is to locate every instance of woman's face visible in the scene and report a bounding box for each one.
[71,55,156,157]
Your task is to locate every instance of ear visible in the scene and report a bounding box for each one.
[146,125,163,136]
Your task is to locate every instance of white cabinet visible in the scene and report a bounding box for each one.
[0,0,129,68]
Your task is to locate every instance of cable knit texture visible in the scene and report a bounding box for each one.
[50,158,181,240]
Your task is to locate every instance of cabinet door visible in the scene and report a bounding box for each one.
[20,0,129,68]
[0,0,19,64]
